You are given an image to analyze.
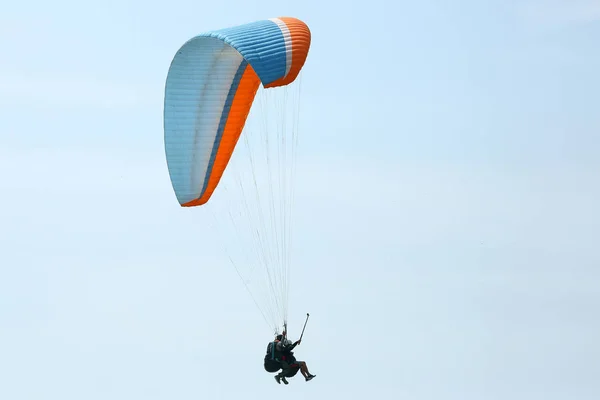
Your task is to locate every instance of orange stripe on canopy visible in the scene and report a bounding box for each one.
[265,17,311,88]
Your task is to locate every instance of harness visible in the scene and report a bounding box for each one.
[267,341,280,361]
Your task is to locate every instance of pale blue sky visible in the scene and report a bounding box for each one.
[1,0,599,399]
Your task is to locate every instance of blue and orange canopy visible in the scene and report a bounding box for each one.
[163,17,311,207]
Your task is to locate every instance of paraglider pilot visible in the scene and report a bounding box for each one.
[264,333,316,384]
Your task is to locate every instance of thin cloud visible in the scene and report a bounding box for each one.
[0,72,156,110]
[518,0,600,26]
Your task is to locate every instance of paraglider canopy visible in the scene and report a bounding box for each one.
[163,17,311,207]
